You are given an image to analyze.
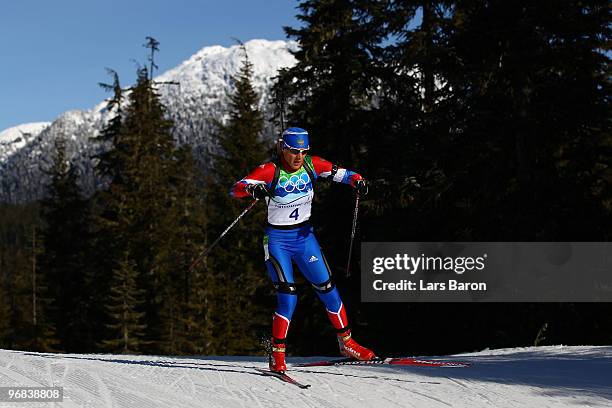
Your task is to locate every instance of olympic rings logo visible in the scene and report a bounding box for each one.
[278,172,311,193]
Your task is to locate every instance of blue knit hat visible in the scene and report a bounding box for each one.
[282,127,310,150]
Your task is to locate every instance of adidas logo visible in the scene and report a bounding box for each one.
[308,255,319,263]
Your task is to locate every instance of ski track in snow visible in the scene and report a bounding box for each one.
[0,346,611,407]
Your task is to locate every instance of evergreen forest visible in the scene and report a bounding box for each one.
[0,1,610,356]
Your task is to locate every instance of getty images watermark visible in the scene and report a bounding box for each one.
[372,252,488,292]
[361,242,612,302]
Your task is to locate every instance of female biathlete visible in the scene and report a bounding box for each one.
[231,127,375,372]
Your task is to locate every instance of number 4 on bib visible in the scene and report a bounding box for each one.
[289,208,299,221]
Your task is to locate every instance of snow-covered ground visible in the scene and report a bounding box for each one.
[0,346,610,407]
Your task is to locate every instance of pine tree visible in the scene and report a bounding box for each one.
[280,0,385,164]
[88,70,126,350]
[370,1,611,355]
[27,225,59,352]
[93,68,124,182]
[363,1,456,240]
[94,66,177,352]
[37,136,92,351]
[156,145,210,354]
[92,40,214,354]
[430,1,611,353]
[91,67,146,351]
[0,203,41,349]
[101,252,147,353]
[435,0,611,240]
[206,43,271,354]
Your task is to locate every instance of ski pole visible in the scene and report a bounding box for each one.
[345,193,360,277]
[188,199,259,272]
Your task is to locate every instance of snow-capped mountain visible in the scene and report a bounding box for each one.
[0,122,51,162]
[0,39,297,203]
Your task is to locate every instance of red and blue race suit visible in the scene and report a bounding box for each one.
[231,155,362,335]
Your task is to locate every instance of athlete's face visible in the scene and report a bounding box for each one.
[282,148,308,171]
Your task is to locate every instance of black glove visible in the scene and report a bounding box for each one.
[245,183,270,200]
[355,179,368,196]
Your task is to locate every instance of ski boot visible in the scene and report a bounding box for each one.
[337,329,376,361]
[269,313,290,372]
[327,303,376,361]
[269,340,287,373]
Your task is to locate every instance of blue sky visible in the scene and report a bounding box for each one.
[0,1,300,131]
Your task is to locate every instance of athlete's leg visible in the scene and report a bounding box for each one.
[294,231,376,360]
[264,234,297,319]
[293,233,346,328]
[264,232,297,372]
[293,239,340,311]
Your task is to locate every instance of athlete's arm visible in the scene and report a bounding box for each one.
[230,163,275,198]
[310,156,363,187]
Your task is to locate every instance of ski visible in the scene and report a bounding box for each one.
[255,368,311,389]
[295,357,470,368]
